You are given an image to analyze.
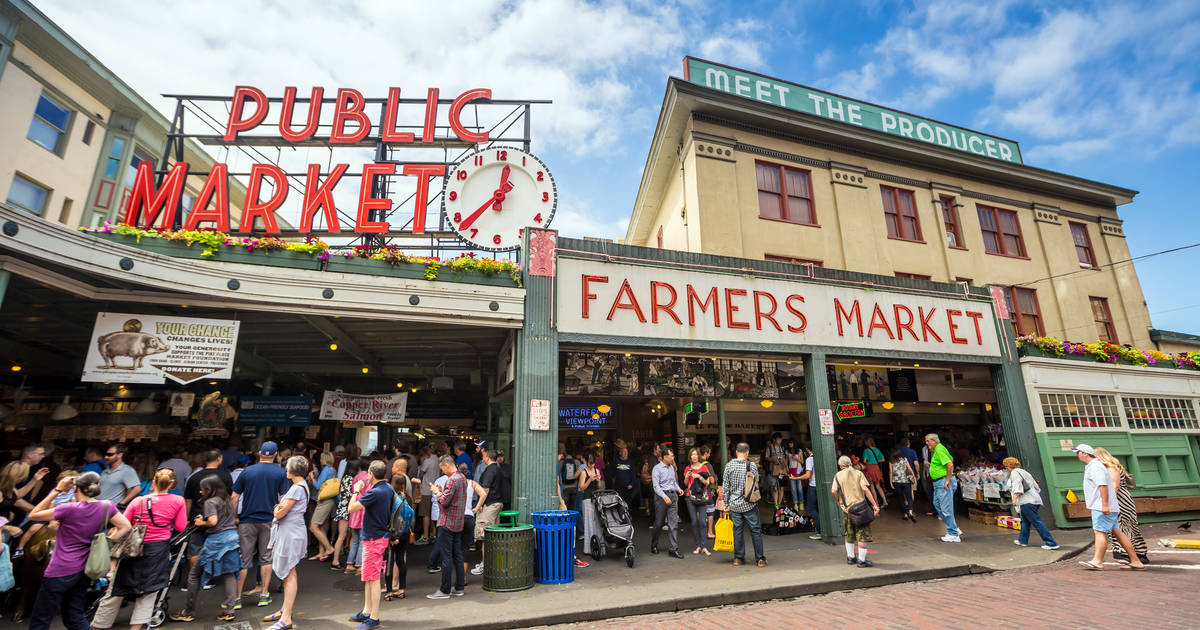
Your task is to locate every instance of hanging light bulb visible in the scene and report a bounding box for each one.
[134,393,158,414]
[9,365,21,372]
[760,399,774,409]
[361,367,370,374]
[329,343,339,351]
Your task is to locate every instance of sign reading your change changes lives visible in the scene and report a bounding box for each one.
[82,313,240,385]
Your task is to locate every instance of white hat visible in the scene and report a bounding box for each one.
[1071,444,1095,456]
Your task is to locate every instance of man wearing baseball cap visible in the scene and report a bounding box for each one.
[1074,444,1146,570]
[232,441,291,606]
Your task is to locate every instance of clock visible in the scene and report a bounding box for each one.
[441,146,557,251]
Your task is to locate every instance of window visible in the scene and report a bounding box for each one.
[895,271,932,280]
[656,225,663,249]
[1123,397,1200,431]
[82,120,96,145]
[880,185,922,241]
[1090,297,1117,343]
[1007,286,1044,336]
[7,174,51,215]
[976,205,1026,257]
[104,137,126,179]
[939,196,964,248]
[955,277,973,286]
[1070,222,1097,267]
[765,254,823,268]
[27,93,72,153]
[58,197,74,223]
[1039,392,1122,429]
[756,161,815,225]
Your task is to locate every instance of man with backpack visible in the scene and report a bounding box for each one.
[347,460,393,630]
[719,443,767,567]
[558,446,579,517]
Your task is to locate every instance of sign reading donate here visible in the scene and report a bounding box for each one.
[685,58,1022,164]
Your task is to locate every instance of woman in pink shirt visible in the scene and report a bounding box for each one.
[345,461,370,574]
[93,468,188,630]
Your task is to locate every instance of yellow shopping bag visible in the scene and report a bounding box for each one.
[713,513,735,553]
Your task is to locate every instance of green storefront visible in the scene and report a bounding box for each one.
[509,230,1052,539]
[1019,352,1200,526]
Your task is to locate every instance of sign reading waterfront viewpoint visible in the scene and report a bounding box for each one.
[684,58,1022,164]
[557,259,1002,357]
[82,313,240,385]
[319,391,407,423]
[559,405,616,430]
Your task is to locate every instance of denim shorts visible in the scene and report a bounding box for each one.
[1091,510,1119,533]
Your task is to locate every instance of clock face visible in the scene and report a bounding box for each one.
[441,146,557,251]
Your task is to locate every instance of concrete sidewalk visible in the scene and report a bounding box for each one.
[287,515,1092,630]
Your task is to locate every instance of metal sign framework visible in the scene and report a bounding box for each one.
[154,91,551,258]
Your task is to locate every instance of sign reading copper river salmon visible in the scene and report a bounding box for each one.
[82,313,240,385]
[319,390,408,423]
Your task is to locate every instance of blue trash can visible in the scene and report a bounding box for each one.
[531,510,577,585]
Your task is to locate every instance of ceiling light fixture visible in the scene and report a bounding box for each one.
[760,399,774,409]
[329,343,339,351]
[9,365,20,372]
[134,393,158,414]
[361,367,369,374]
[51,396,78,421]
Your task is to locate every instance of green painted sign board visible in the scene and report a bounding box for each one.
[684,58,1022,164]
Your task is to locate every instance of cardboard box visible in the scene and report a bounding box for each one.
[996,515,1021,530]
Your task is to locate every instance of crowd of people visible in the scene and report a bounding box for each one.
[0,429,1152,627]
[0,438,511,629]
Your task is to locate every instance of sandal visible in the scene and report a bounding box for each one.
[1078,560,1104,571]
[263,610,284,622]
[169,611,196,622]
[701,548,711,556]
[217,612,236,621]
[1128,564,1147,571]
[384,591,406,601]
[267,621,293,630]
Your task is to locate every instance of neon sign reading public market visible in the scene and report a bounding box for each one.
[121,86,496,235]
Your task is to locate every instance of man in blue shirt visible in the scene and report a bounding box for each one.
[650,449,683,558]
[79,447,106,475]
[231,441,288,607]
[348,460,393,630]
[453,441,473,479]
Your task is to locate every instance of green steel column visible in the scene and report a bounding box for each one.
[511,229,559,520]
[989,318,1055,529]
[257,371,273,444]
[0,270,10,311]
[717,398,728,470]
[804,352,841,543]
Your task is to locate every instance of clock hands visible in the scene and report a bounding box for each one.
[458,166,514,231]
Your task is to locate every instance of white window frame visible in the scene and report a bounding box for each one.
[1032,389,1200,434]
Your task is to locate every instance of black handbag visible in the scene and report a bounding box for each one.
[835,473,875,527]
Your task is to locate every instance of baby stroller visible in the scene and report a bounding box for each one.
[583,490,636,567]
[87,525,194,628]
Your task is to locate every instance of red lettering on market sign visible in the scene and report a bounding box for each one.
[122,85,494,234]
[574,274,994,351]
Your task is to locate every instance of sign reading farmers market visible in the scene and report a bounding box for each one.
[684,57,1022,164]
[82,313,240,385]
[118,85,556,249]
[319,390,408,423]
[557,259,1002,357]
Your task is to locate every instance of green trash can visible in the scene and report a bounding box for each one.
[483,511,535,592]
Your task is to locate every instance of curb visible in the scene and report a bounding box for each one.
[442,564,985,630]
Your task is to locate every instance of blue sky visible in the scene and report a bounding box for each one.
[37,0,1200,334]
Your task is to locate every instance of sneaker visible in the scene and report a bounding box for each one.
[217,611,236,622]
[232,601,242,611]
[203,583,215,591]
[1042,544,1061,550]
[847,556,857,565]
[355,618,381,630]
[450,589,465,597]
[856,559,875,568]
[349,611,370,623]
[11,549,23,560]
[426,567,440,574]
[470,562,484,576]
[426,590,451,600]
[809,534,822,540]
[940,535,961,543]
[257,594,272,607]
[756,559,768,568]
[574,558,590,568]
[1013,540,1028,547]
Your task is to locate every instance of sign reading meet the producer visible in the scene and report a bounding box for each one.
[684,57,1022,164]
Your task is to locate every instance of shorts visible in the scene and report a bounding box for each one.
[474,503,503,541]
[238,521,273,568]
[1091,510,1120,533]
[312,498,335,526]
[186,527,207,559]
[843,513,873,543]
[766,475,781,491]
[360,536,389,582]
[418,495,432,519]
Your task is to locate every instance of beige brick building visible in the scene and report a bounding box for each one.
[626,59,1155,349]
